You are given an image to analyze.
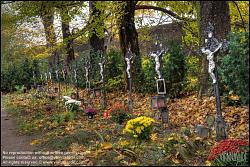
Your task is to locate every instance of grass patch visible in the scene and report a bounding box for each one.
[41,130,98,151]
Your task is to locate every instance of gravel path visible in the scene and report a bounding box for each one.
[1,108,40,166]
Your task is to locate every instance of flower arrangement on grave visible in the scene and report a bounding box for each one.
[107,101,129,124]
[123,116,155,142]
[63,96,72,102]
[207,139,249,166]
[85,107,97,119]
[64,99,81,112]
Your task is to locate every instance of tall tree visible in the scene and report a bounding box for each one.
[40,3,59,70]
[119,1,144,91]
[88,1,105,82]
[59,6,75,69]
[198,1,231,98]
[9,1,59,70]
[89,1,105,54]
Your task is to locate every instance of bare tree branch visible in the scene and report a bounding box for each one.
[135,5,194,21]
[233,1,247,31]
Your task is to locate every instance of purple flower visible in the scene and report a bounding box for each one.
[85,108,97,115]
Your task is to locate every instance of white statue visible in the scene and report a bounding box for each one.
[62,69,65,80]
[74,69,77,82]
[149,42,166,79]
[201,42,222,84]
[49,72,52,80]
[33,71,35,80]
[201,23,223,84]
[125,47,135,79]
[85,66,89,82]
[150,53,162,79]
[55,70,59,81]
[99,62,104,83]
[45,72,48,81]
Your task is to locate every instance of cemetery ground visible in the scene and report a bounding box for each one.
[1,85,249,166]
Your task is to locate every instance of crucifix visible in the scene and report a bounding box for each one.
[149,36,168,124]
[45,72,48,92]
[32,71,36,89]
[62,67,68,93]
[73,67,79,100]
[49,71,52,81]
[85,57,91,107]
[40,74,43,86]
[201,22,228,141]
[98,49,107,109]
[55,67,61,99]
[125,43,135,112]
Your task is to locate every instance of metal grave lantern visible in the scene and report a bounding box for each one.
[151,95,166,110]
[157,79,166,95]
[54,87,58,93]
[37,85,43,93]
[92,88,102,97]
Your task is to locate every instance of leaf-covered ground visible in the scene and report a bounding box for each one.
[1,85,249,166]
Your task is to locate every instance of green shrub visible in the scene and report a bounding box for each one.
[1,58,46,92]
[51,111,76,125]
[219,32,249,105]
[14,85,24,94]
[140,57,156,93]
[163,41,186,98]
[106,75,125,91]
[109,102,129,124]
[1,63,20,92]
[105,49,124,79]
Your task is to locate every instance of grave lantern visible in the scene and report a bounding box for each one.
[54,87,58,93]
[93,88,102,97]
[151,95,166,110]
[37,85,43,92]
[157,79,166,95]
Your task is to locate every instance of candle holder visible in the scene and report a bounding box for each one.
[92,88,102,97]
[151,95,167,110]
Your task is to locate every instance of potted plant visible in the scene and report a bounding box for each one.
[64,99,81,112]
[85,108,97,119]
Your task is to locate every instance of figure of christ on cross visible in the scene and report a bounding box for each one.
[201,42,222,84]
[85,66,89,83]
[149,43,166,79]
[125,46,135,79]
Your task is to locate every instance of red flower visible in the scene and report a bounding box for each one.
[207,139,249,161]
[103,111,109,119]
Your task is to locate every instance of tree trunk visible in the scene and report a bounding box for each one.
[40,7,58,71]
[198,1,230,98]
[89,1,105,81]
[119,1,144,91]
[60,7,75,69]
